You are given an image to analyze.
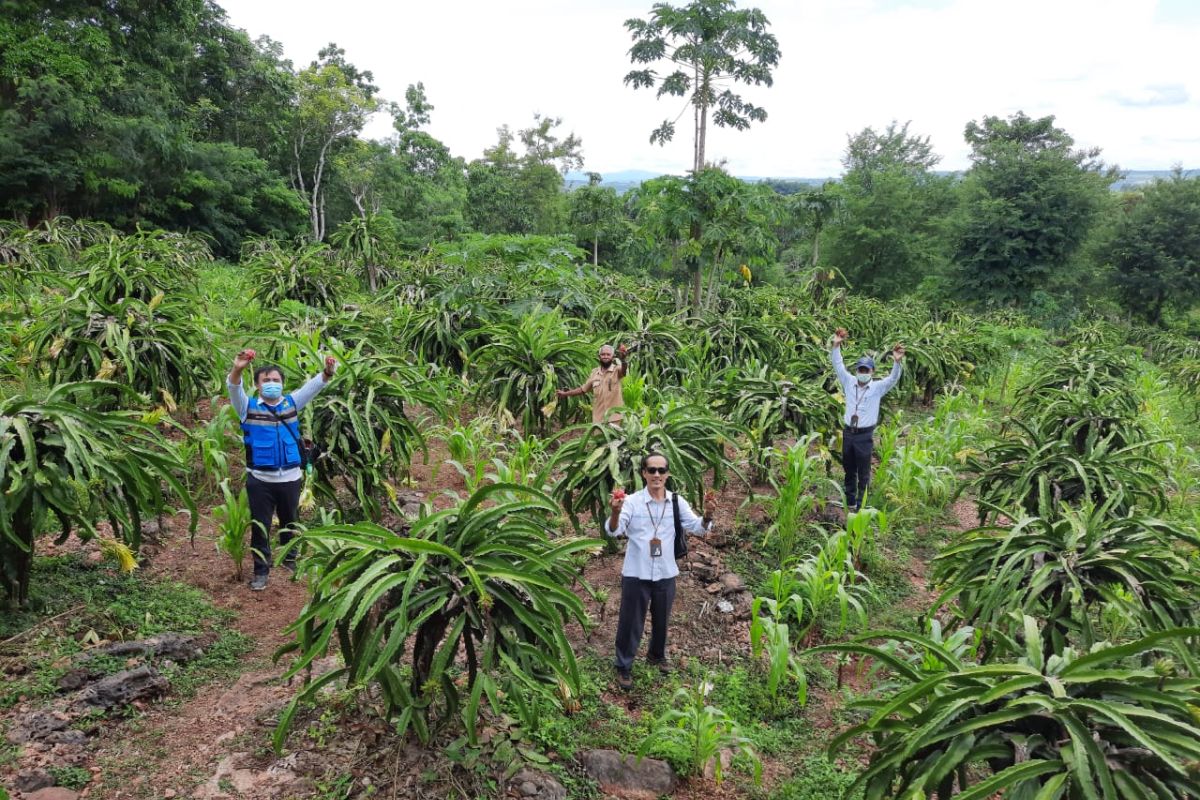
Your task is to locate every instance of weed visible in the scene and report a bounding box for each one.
[48,765,92,790]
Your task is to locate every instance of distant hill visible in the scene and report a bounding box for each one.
[564,168,1196,193]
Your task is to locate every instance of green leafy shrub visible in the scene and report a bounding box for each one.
[274,483,599,748]
[636,680,761,786]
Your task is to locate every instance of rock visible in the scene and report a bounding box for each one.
[163,790,177,798]
[579,749,676,798]
[27,789,81,800]
[718,572,745,594]
[56,668,96,692]
[13,767,54,792]
[704,582,722,595]
[716,599,735,614]
[74,665,168,710]
[7,711,71,744]
[732,590,755,620]
[510,768,567,800]
[80,633,202,663]
[702,747,735,780]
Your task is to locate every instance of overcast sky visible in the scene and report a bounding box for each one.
[218,0,1200,177]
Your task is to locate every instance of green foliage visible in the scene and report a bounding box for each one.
[749,604,807,709]
[636,680,762,785]
[273,483,599,749]
[933,501,1200,649]
[472,310,592,431]
[1107,171,1200,326]
[27,293,215,408]
[245,239,348,308]
[0,382,195,606]
[212,480,251,581]
[954,112,1115,306]
[298,347,447,521]
[551,402,735,530]
[763,436,839,563]
[813,619,1200,800]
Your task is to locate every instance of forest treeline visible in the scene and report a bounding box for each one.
[2,1,1199,328]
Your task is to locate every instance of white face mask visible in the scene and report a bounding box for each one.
[856,372,871,385]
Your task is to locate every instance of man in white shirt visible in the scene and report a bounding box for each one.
[605,453,716,690]
[830,328,904,511]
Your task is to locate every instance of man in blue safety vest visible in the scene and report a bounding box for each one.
[227,348,336,591]
[830,328,904,512]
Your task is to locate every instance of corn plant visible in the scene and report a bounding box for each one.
[0,382,195,606]
[212,480,251,581]
[812,618,1200,800]
[551,401,736,531]
[636,680,761,786]
[844,507,887,568]
[749,600,808,709]
[932,500,1200,652]
[869,437,954,518]
[764,436,838,564]
[471,310,592,432]
[786,533,874,643]
[273,483,599,749]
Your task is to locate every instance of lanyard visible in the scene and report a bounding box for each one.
[647,497,669,538]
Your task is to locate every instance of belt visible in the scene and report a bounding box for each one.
[844,425,875,435]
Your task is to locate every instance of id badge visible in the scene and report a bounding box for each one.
[649,538,663,558]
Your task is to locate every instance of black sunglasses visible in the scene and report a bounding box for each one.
[643,466,669,475]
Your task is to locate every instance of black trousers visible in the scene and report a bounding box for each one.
[614,575,677,672]
[842,428,875,511]
[246,474,302,576]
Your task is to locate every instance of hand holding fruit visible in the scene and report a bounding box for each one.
[232,348,256,371]
[703,489,718,519]
[610,486,626,515]
[617,343,628,357]
[323,355,337,379]
[892,343,905,362]
[833,328,849,347]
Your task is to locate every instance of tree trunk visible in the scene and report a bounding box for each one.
[593,236,599,266]
[811,231,821,267]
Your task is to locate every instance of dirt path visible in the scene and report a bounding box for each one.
[82,515,315,800]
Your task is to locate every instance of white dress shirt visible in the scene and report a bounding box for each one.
[831,346,902,429]
[604,487,712,580]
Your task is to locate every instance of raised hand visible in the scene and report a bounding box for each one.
[703,489,718,517]
[892,343,905,362]
[610,486,626,515]
[232,348,256,371]
[833,328,849,347]
[323,355,337,378]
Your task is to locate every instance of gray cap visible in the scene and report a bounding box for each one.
[854,356,875,371]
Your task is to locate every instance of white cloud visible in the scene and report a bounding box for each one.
[218,0,1200,176]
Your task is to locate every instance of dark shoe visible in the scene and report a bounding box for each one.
[249,574,269,591]
[616,670,633,691]
[648,658,672,675]
[282,559,298,577]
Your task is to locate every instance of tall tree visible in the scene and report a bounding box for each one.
[623,0,779,306]
[569,173,626,265]
[624,0,780,174]
[289,47,380,241]
[953,112,1115,306]
[1107,170,1200,326]
[826,122,956,297]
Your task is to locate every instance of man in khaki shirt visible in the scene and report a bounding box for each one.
[557,344,628,424]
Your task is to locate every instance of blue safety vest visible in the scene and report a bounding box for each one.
[242,395,302,470]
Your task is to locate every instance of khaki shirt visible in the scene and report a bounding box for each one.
[584,362,625,424]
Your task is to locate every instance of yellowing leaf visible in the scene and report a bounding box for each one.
[95,358,117,380]
[159,388,177,413]
[148,291,165,311]
[99,538,139,573]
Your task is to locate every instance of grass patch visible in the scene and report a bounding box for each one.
[1,555,252,709]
